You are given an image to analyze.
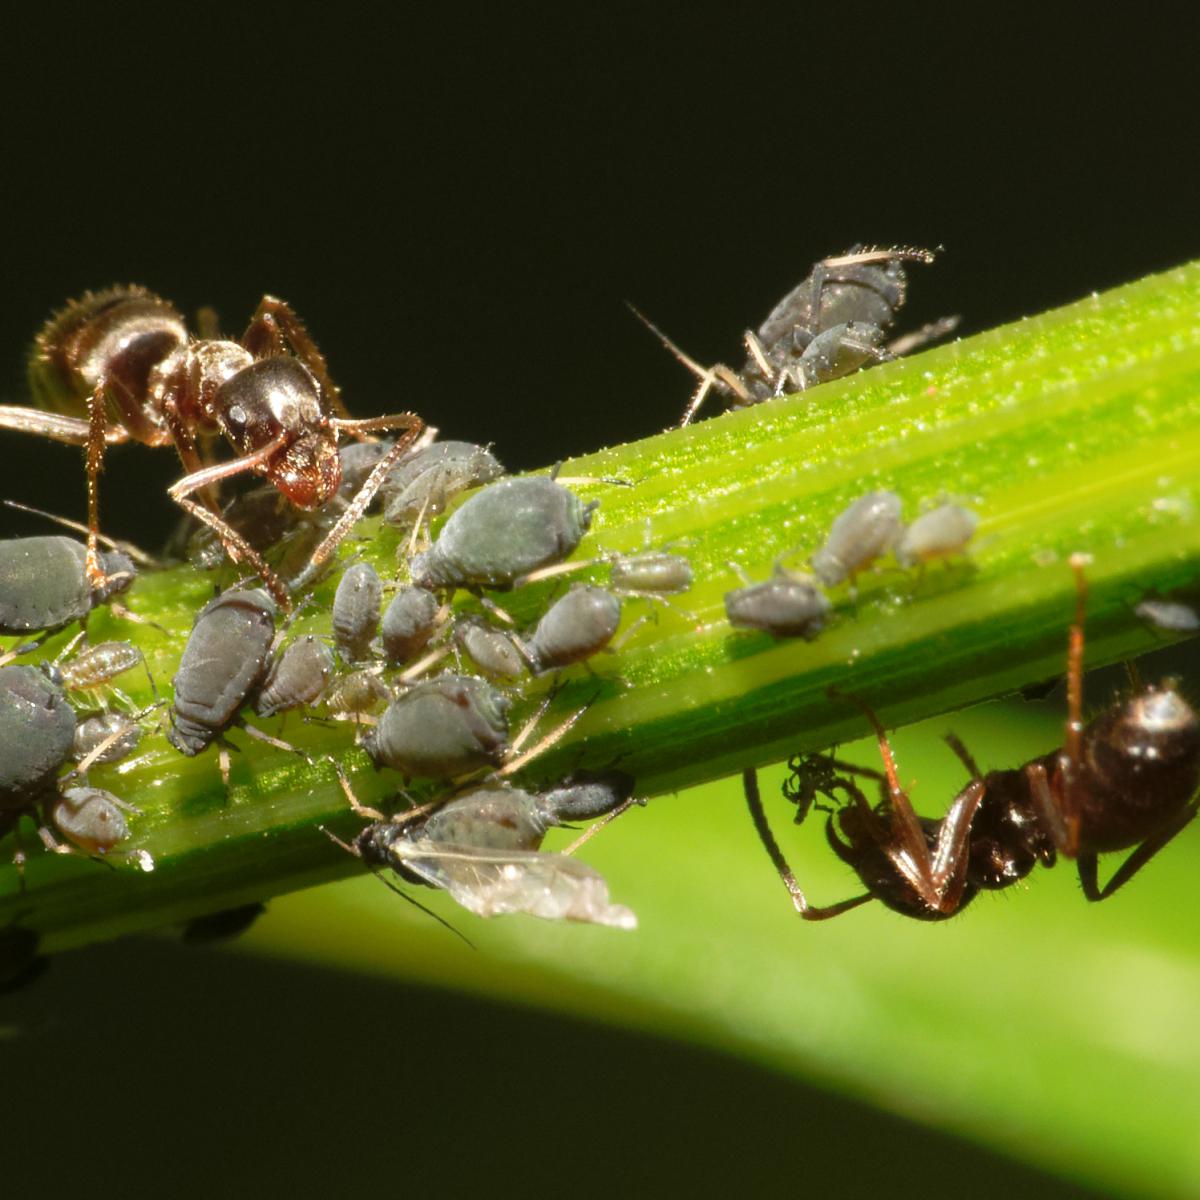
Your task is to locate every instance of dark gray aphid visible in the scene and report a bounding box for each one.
[338,439,396,500]
[254,635,335,717]
[894,503,978,568]
[1135,599,1200,634]
[651,246,943,425]
[534,769,637,824]
[0,664,76,808]
[363,673,510,780]
[810,490,904,587]
[74,711,143,766]
[332,562,382,662]
[381,440,505,527]
[184,486,294,571]
[409,476,597,591]
[609,551,693,595]
[0,536,134,635]
[725,569,831,640]
[381,586,440,665]
[454,617,527,680]
[168,588,277,755]
[526,585,622,673]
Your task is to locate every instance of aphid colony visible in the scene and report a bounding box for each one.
[2,256,1193,951]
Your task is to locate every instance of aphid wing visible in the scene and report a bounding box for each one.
[396,839,637,929]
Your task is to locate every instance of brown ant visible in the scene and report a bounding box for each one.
[0,287,423,607]
[744,555,1200,920]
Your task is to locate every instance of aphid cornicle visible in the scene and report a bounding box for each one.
[744,559,1200,921]
[168,588,277,755]
[0,536,134,637]
[363,673,511,780]
[0,287,423,605]
[409,476,598,591]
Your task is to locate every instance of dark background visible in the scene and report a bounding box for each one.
[1,6,1193,1196]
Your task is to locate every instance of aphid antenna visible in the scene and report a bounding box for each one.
[560,793,646,856]
[2,499,160,566]
[887,315,962,357]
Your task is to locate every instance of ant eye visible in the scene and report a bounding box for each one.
[227,405,247,428]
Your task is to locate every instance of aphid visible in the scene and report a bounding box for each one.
[46,787,136,856]
[609,551,694,596]
[894,503,978,569]
[380,440,505,528]
[409,476,598,591]
[380,587,441,665]
[744,557,1200,920]
[637,246,945,425]
[73,711,144,765]
[321,667,392,717]
[363,673,511,780]
[454,616,527,680]
[0,535,134,638]
[55,639,145,695]
[810,490,903,588]
[1135,598,1200,634]
[525,585,623,673]
[342,774,638,927]
[0,664,145,865]
[725,568,831,640]
[168,588,277,757]
[0,287,423,603]
[253,635,335,718]
[331,561,382,663]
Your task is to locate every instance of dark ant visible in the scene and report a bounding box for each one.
[744,555,1200,920]
[0,286,423,607]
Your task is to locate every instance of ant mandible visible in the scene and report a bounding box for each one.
[744,555,1200,920]
[0,286,423,608]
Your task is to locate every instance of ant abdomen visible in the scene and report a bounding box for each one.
[1070,685,1200,854]
[29,286,186,421]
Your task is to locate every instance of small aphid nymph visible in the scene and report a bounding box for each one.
[725,569,831,640]
[810,490,903,587]
[894,503,978,569]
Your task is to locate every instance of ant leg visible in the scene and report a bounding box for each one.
[1025,760,1077,854]
[743,768,873,920]
[243,296,352,420]
[943,731,984,780]
[0,405,130,446]
[168,438,294,609]
[1078,799,1199,901]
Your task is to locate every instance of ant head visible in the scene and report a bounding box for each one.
[214,357,342,508]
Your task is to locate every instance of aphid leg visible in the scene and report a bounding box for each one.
[560,794,645,856]
[887,315,961,357]
[334,764,387,822]
[290,415,424,592]
[1076,799,1200,901]
[242,296,353,420]
[743,768,873,920]
[498,695,592,778]
[241,722,313,765]
[217,742,233,792]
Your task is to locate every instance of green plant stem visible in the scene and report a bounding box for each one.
[5,260,1200,951]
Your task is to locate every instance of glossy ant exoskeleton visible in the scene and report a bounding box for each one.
[0,286,423,607]
[744,555,1200,920]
